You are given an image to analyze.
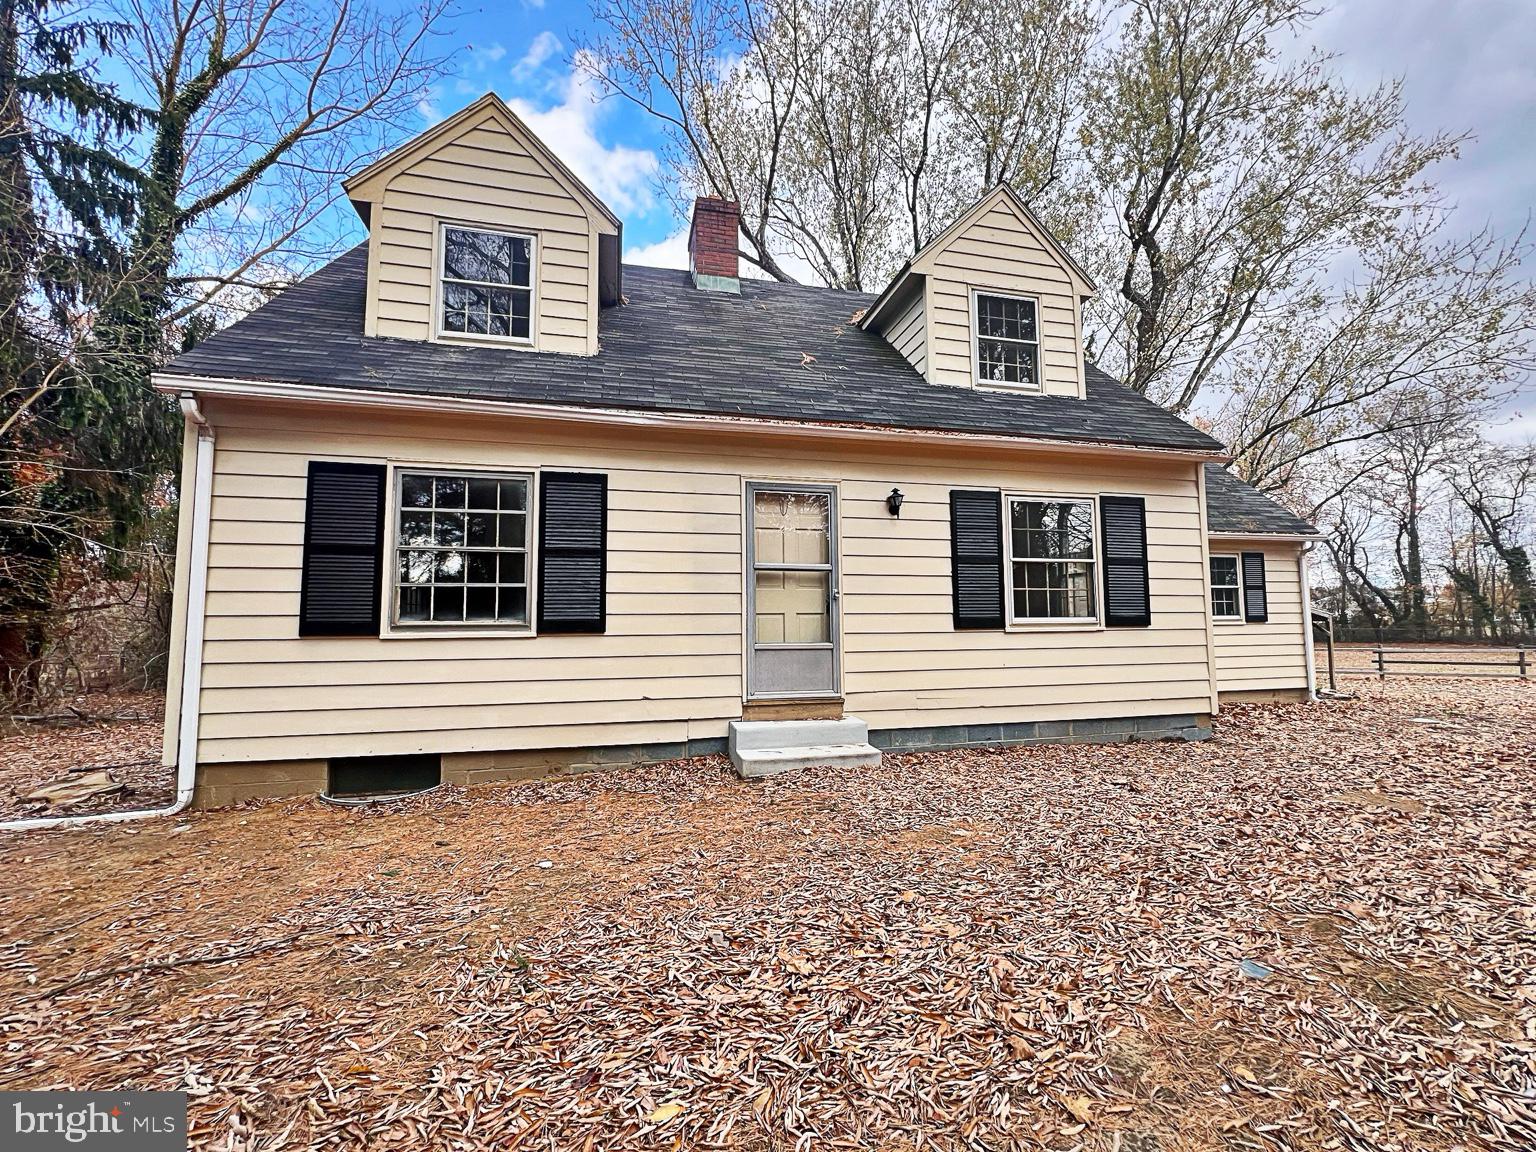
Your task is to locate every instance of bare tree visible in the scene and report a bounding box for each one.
[1081,0,1465,408]
[579,0,1094,289]
[100,0,454,333]
[1212,218,1535,494]
[580,0,815,283]
[1451,442,1536,634]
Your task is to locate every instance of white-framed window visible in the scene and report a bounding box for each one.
[974,291,1041,389]
[393,469,531,627]
[1209,554,1242,620]
[438,224,534,343]
[1006,496,1098,622]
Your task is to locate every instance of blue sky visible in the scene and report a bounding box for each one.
[410,1,692,263]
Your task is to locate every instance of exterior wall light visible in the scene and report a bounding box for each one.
[887,487,905,517]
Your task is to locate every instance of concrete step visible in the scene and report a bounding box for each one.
[729,717,870,752]
[731,742,883,780]
[728,717,881,778]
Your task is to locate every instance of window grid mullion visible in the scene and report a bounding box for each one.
[1007,496,1099,622]
[395,469,531,628]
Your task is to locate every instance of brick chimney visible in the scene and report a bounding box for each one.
[688,196,741,293]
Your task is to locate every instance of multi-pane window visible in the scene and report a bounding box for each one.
[975,293,1040,388]
[395,471,529,626]
[440,225,533,340]
[1008,497,1097,621]
[1210,555,1242,619]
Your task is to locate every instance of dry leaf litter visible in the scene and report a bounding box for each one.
[1,692,170,819]
[1,678,1532,1150]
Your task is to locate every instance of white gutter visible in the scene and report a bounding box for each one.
[0,397,214,831]
[1300,539,1318,701]
[1207,531,1318,541]
[151,372,1228,465]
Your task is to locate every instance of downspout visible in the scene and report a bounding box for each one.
[1300,540,1317,702]
[1195,463,1221,717]
[0,396,214,831]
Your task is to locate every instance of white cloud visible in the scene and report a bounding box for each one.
[512,31,561,83]
[626,224,690,269]
[469,42,507,70]
[507,51,660,219]
[416,85,444,125]
[1485,408,1536,445]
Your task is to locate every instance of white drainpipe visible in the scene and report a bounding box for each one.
[1300,539,1317,701]
[0,395,213,831]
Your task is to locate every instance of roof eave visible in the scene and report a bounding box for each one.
[152,371,1228,462]
[857,262,918,331]
[1207,529,1318,540]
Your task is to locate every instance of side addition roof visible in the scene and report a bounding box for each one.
[159,246,1225,456]
[1204,465,1316,537]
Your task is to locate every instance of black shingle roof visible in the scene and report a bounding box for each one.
[165,245,1224,453]
[1204,464,1315,536]
[161,246,1309,535]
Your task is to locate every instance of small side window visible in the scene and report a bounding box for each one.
[1210,555,1242,620]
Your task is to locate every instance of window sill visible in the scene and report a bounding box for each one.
[1005,618,1103,633]
[974,380,1045,395]
[1213,616,1245,625]
[431,331,536,349]
[381,625,538,640]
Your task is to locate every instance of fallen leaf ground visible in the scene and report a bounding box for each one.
[0,692,169,820]
[2,680,1532,1150]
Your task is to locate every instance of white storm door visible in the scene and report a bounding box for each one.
[747,484,838,698]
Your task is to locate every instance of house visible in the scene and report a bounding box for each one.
[151,94,1316,806]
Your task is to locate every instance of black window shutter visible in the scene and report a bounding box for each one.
[299,462,386,637]
[538,472,607,633]
[950,489,1004,629]
[1100,495,1151,627]
[1242,551,1269,623]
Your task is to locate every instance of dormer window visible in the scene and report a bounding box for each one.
[974,291,1040,389]
[439,224,534,343]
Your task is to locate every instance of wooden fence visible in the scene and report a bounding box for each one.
[1345,646,1530,680]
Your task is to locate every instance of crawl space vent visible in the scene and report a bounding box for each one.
[327,754,441,800]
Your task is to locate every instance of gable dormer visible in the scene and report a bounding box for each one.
[861,185,1094,399]
[343,93,622,355]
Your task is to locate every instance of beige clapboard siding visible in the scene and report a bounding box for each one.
[924,201,1083,398]
[187,399,1215,763]
[881,290,927,375]
[366,109,596,353]
[1212,542,1309,693]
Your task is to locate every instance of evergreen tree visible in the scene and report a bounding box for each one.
[0,0,157,700]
